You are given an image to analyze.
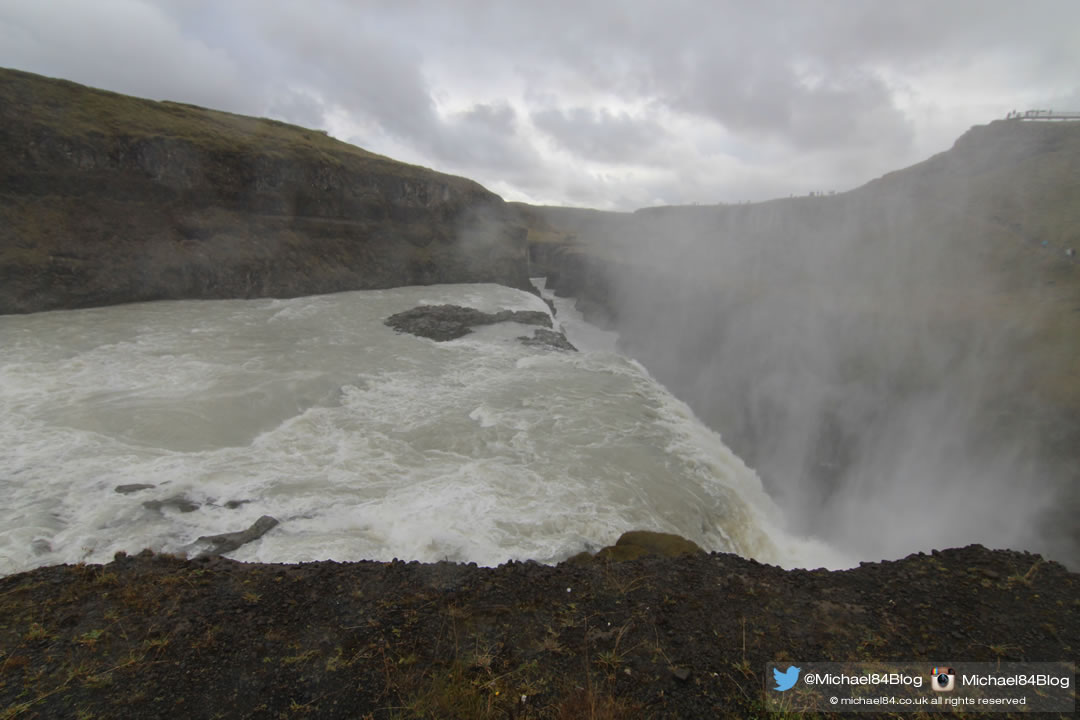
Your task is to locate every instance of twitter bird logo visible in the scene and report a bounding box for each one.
[773,666,801,691]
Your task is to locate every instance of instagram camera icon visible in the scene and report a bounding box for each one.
[931,667,956,692]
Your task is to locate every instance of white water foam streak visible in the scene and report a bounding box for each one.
[0,284,849,574]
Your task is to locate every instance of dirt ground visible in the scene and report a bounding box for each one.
[1,544,1076,719]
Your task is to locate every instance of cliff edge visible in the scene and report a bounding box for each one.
[0,543,1074,719]
[0,68,532,314]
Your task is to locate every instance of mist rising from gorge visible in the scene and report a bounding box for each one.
[537,120,1080,568]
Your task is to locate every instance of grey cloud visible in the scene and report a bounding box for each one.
[786,73,915,152]
[223,3,542,181]
[2,0,1078,208]
[414,2,918,154]
[430,102,542,177]
[531,107,668,164]
[0,0,258,114]
[267,89,328,132]
[1047,86,1080,109]
[238,4,439,147]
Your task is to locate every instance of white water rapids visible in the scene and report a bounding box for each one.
[0,280,849,575]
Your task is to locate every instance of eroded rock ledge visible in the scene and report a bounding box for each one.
[518,327,578,352]
[0,541,1074,719]
[192,515,280,558]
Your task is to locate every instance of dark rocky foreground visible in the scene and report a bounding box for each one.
[0,68,533,314]
[0,541,1075,719]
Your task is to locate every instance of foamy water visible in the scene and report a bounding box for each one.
[0,281,849,575]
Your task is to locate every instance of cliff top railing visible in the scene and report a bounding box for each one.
[1006,109,1080,121]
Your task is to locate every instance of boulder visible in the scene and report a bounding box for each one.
[193,516,280,558]
[115,483,155,494]
[570,531,705,564]
[142,495,200,513]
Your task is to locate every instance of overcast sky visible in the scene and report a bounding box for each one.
[2,0,1078,209]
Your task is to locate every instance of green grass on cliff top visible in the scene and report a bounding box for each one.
[0,67,480,188]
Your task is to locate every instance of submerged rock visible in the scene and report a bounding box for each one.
[384,304,552,341]
[517,328,577,352]
[30,538,51,555]
[115,483,155,494]
[142,495,200,513]
[193,515,280,558]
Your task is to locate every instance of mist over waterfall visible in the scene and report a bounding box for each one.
[535,123,1080,569]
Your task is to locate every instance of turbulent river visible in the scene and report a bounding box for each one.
[0,280,848,575]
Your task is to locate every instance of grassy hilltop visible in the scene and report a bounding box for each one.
[0,68,532,314]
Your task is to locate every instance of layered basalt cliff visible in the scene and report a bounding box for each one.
[0,68,532,314]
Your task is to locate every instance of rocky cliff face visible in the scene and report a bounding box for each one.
[0,68,532,314]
